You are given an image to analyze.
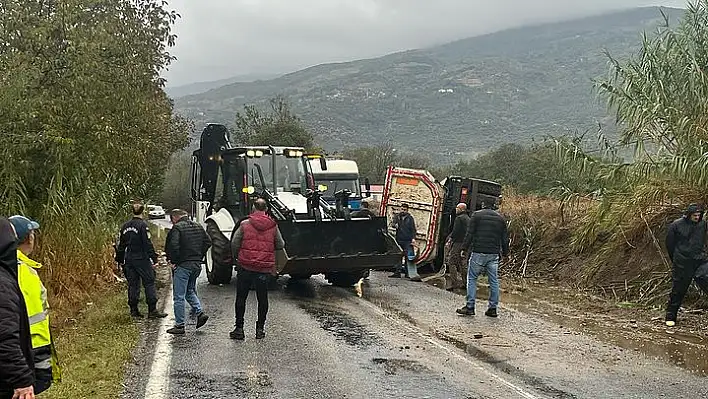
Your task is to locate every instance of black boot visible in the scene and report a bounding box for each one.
[166,325,185,335]
[456,306,475,316]
[147,310,167,319]
[255,325,266,339]
[485,308,498,318]
[230,327,245,340]
[196,312,209,329]
[130,309,144,319]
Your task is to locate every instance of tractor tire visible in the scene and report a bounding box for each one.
[205,220,233,285]
[326,271,365,287]
[206,252,233,285]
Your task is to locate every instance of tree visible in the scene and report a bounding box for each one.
[342,142,432,184]
[0,0,189,308]
[234,95,315,149]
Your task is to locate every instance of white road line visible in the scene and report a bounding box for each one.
[144,284,174,399]
[359,299,542,399]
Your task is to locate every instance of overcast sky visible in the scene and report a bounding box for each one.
[163,0,687,87]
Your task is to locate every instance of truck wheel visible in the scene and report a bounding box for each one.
[205,220,233,285]
[205,248,233,285]
[326,272,365,287]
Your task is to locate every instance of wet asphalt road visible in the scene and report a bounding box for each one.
[121,269,708,399]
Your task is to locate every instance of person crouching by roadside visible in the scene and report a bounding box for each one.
[9,216,61,394]
[229,198,285,340]
[165,209,211,335]
[0,217,36,399]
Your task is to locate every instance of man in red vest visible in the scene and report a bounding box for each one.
[229,198,285,340]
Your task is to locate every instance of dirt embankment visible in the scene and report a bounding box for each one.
[496,194,707,328]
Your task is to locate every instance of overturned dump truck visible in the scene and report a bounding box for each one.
[380,166,503,272]
[191,123,402,287]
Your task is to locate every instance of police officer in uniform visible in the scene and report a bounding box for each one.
[115,203,167,319]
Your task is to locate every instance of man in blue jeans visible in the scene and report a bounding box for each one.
[458,201,509,317]
[165,209,211,335]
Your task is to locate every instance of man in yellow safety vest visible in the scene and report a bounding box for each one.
[9,216,61,394]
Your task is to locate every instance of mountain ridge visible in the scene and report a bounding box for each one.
[174,6,683,160]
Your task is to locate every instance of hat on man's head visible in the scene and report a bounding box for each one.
[685,203,704,216]
[8,215,40,242]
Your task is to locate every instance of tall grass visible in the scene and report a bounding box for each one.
[530,2,708,303]
[0,172,126,325]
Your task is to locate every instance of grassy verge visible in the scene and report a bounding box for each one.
[44,287,139,399]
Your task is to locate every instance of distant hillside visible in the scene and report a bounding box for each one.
[165,72,282,98]
[174,7,682,159]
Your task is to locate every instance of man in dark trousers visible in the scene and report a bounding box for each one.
[458,200,509,317]
[664,203,708,327]
[165,209,211,335]
[389,203,421,281]
[0,218,35,399]
[230,198,285,340]
[115,203,167,319]
[446,203,470,290]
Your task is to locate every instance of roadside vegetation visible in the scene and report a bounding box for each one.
[497,1,708,308]
[0,0,188,315]
[0,0,187,397]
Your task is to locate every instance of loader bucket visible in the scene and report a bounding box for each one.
[276,216,402,276]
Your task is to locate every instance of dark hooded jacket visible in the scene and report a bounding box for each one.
[666,204,708,264]
[231,211,285,273]
[0,218,35,397]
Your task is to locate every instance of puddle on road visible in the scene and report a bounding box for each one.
[170,369,274,397]
[429,277,708,376]
[299,303,381,348]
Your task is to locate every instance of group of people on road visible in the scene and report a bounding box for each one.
[114,199,284,340]
[113,194,708,347]
[387,198,509,318]
[1,216,61,399]
[114,204,211,335]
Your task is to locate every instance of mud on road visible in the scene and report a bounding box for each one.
[121,271,708,399]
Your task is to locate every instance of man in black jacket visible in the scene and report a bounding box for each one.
[458,201,509,317]
[445,203,470,290]
[389,203,421,281]
[165,209,211,335]
[664,203,708,327]
[115,203,167,319]
[0,217,35,399]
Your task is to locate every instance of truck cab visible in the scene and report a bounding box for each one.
[308,159,364,210]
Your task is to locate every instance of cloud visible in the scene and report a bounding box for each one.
[163,0,687,86]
